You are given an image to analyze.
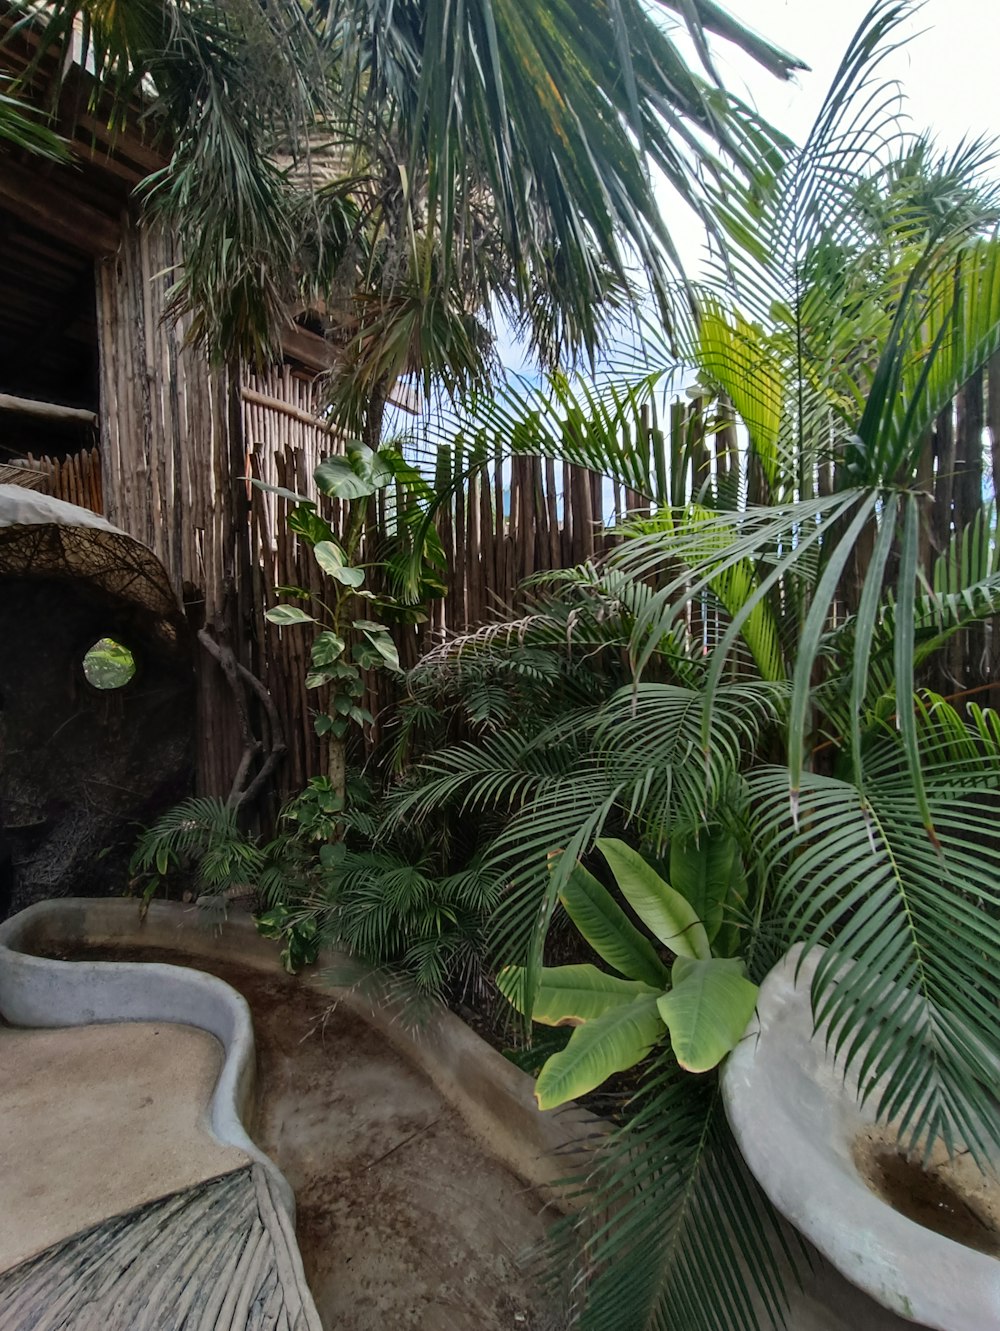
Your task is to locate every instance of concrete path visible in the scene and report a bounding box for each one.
[77,949,559,1331]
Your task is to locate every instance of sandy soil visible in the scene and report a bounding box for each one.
[0,1019,247,1272]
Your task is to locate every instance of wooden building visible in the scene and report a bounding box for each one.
[0,13,338,808]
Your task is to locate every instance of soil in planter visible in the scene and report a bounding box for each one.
[34,942,562,1331]
[854,1133,1000,1258]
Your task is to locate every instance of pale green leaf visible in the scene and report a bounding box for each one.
[534,995,664,1109]
[598,839,711,960]
[657,957,758,1074]
[313,540,346,576]
[498,963,659,1026]
[265,605,316,626]
[555,854,669,987]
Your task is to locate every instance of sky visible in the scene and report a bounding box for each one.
[492,0,1000,374]
[718,0,999,147]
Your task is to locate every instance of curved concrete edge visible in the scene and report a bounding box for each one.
[0,900,296,1222]
[720,945,1000,1331]
[1,897,608,1212]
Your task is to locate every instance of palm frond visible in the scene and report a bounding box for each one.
[547,1052,799,1331]
[748,760,1000,1166]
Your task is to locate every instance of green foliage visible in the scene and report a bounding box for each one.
[261,444,430,789]
[82,638,136,690]
[5,0,800,384]
[500,837,758,1108]
[349,18,1000,1324]
[130,798,265,901]
[255,904,321,975]
[0,74,67,159]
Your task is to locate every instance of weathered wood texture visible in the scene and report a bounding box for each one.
[96,219,247,800]
[2,446,103,513]
[79,222,1000,801]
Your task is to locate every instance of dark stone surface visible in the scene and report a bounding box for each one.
[0,575,195,916]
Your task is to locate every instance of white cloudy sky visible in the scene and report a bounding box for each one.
[491,1,1000,372]
[672,0,999,266]
[718,0,997,144]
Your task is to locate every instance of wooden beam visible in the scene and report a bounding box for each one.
[280,324,337,374]
[0,392,97,425]
[0,161,121,256]
[278,325,419,413]
[241,385,336,434]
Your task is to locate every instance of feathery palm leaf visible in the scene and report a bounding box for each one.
[748,757,1000,1166]
[546,1053,798,1331]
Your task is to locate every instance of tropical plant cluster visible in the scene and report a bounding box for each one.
[105,1,1000,1328]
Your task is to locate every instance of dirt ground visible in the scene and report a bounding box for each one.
[60,945,561,1331]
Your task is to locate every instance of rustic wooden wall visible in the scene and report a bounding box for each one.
[75,225,1000,806]
[95,219,247,800]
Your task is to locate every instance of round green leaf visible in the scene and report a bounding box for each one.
[314,454,377,501]
[313,540,347,577]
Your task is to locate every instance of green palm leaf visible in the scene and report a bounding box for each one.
[546,1055,798,1330]
[748,762,1000,1165]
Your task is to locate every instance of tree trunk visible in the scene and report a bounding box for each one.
[329,737,347,806]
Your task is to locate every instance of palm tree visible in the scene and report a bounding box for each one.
[342,5,1000,1325]
[2,0,803,425]
[0,72,66,157]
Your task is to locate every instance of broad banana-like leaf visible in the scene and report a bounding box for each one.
[598,839,711,960]
[498,963,659,1026]
[657,957,758,1074]
[554,854,669,988]
[669,830,739,945]
[534,994,664,1109]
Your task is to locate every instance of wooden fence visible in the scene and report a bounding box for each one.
[15,328,1000,804]
[3,446,103,513]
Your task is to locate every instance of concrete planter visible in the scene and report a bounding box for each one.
[721,946,1000,1331]
[0,897,603,1209]
[0,897,296,1218]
